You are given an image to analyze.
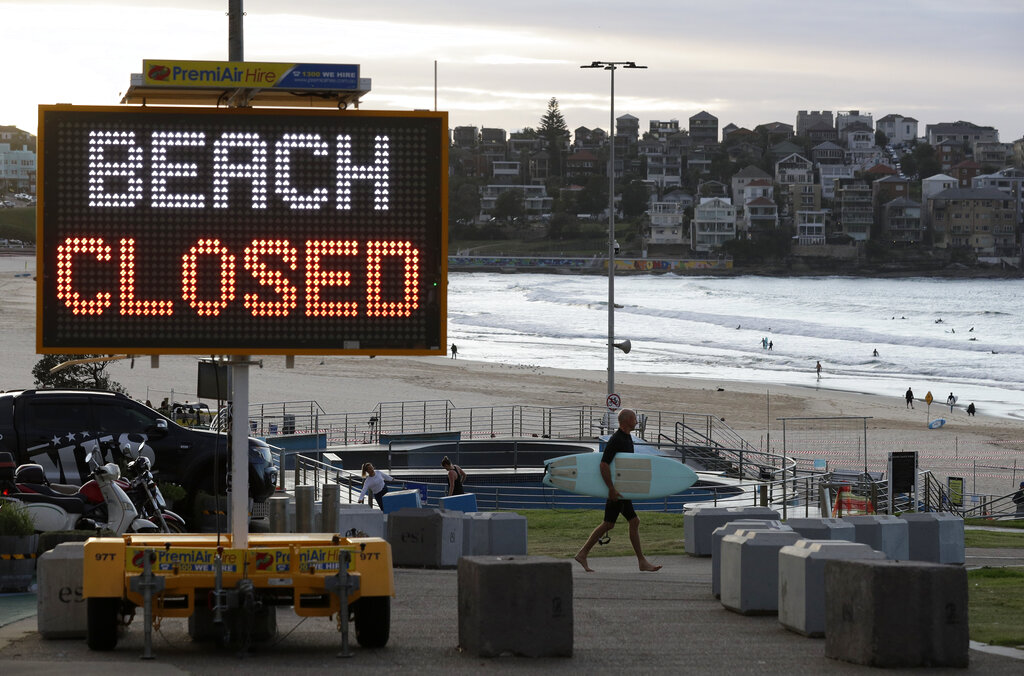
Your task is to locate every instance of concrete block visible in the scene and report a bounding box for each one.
[684,506,781,556]
[824,559,968,667]
[720,530,803,615]
[440,493,478,513]
[711,520,790,598]
[336,507,386,539]
[843,515,909,560]
[381,489,422,514]
[476,512,528,556]
[386,508,463,568]
[36,542,86,639]
[778,540,886,637]
[785,517,855,542]
[462,513,489,556]
[458,555,572,657]
[900,512,965,564]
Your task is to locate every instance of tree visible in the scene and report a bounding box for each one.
[538,97,569,178]
[493,189,526,224]
[450,178,481,225]
[875,129,889,148]
[32,354,128,392]
[620,180,650,219]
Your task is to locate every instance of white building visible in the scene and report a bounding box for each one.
[691,197,736,252]
[647,201,687,245]
[0,143,35,193]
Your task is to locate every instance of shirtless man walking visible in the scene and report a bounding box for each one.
[575,408,662,573]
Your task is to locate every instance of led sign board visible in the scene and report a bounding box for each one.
[37,105,447,355]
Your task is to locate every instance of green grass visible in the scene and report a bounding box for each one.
[968,567,1024,647]
[0,207,36,243]
[521,509,685,558]
[966,518,1024,529]
[964,529,1024,549]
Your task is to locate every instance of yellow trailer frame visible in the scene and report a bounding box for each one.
[83,532,394,654]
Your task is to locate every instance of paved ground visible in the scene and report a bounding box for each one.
[1,551,1022,674]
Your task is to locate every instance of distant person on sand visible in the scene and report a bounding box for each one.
[967,402,976,416]
[358,462,393,509]
[947,392,956,412]
[450,343,458,359]
[905,387,915,409]
[575,408,662,573]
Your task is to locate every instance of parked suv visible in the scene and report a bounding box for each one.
[0,389,278,507]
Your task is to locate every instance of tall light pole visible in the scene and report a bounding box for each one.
[581,61,646,396]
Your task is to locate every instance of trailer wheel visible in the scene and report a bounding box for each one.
[86,597,121,650]
[353,596,390,648]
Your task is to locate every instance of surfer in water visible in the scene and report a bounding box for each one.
[575,408,662,573]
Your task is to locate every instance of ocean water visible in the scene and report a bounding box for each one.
[448,272,1024,421]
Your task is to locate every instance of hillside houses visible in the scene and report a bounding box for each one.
[448,106,1023,265]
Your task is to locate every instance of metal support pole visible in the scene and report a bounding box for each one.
[607,64,615,396]
[230,357,250,548]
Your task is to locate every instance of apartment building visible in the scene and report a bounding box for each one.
[743,197,779,240]
[689,111,719,145]
[775,153,814,185]
[730,165,772,204]
[881,197,923,245]
[926,121,999,147]
[835,180,873,241]
[691,197,736,252]
[950,160,982,188]
[836,110,873,134]
[648,201,687,245]
[973,167,1024,228]
[0,142,35,193]
[795,210,828,245]
[796,110,833,137]
[479,184,553,215]
[927,187,1017,256]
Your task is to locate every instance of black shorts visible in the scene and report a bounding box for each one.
[603,498,637,523]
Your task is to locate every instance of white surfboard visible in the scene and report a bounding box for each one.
[542,452,698,499]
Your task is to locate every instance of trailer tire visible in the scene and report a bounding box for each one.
[86,597,120,650]
[353,596,390,648]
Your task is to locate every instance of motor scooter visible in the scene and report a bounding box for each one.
[0,450,159,533]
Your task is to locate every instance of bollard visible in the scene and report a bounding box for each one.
[36,542,87,638]
[458,556,572,657]
[322,484,340,534]
[269,494,290,533]
[295,485,315,533]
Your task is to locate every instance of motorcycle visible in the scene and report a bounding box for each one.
[120,447,188,533]
[0,447,179,534]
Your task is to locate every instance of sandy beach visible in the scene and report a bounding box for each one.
[3,254,1022,497]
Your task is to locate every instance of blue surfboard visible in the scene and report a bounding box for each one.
[542,452,698,499]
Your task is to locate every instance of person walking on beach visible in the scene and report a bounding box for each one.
[441,456,467,496]
[450,343,458,359]
[947,392,956,412]
[358,462,393,509]
[967,402,976,416]
[815,361,822,378]
[575,408,662,573]
[905,387,915,409]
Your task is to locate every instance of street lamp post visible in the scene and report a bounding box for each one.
[581,61,646,396]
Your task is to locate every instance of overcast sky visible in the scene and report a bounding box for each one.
[4,0,1023,142]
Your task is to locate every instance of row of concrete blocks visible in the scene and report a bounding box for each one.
[710,520,967,668]
[684,506,965,564]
